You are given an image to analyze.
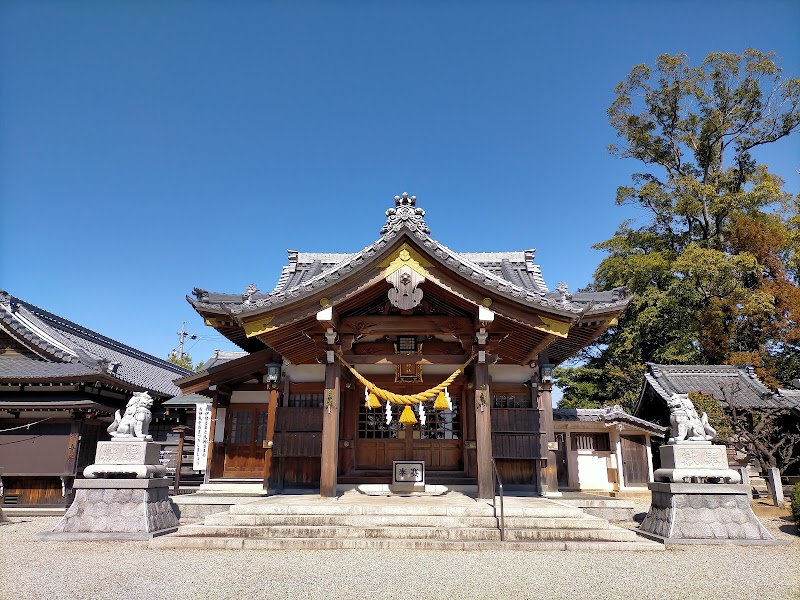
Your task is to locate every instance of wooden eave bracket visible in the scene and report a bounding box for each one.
[243,316,277,338]
[532,315,570,339]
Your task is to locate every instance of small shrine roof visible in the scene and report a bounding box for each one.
[636,363,800,414]
[0,291,190,397]
[554,405,667,436]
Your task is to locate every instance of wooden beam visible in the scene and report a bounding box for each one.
[521,333,557,366]
[320,358,341,497]
[340,316,473,336]
[341,354,470,365]
[316,305,340,331]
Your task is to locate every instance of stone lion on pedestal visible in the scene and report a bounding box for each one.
[667,393,716,443]
[107,391,154,441]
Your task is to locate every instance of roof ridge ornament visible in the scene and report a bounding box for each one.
[242,283,260,305]
[380,192,431,237]
[556,282,572,309]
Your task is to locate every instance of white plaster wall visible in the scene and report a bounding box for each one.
[489,364,536,383]
[284,364,326,382]
[230,390,269,404]
[573,451,614,491]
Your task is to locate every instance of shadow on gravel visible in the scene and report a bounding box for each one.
[633,512,647,524]
[778,518,798,537]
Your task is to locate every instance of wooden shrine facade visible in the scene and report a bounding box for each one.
[180,193,630,498]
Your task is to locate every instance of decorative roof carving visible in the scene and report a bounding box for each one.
[192,288,210,303]
[556,282,572,309]
[380,192,430,236]
[242,283,260,305]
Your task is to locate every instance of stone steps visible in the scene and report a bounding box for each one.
[172,523,638,542]
[226,502,583,519]
[151,536,659,552]
[203,513,610,530]
[151,493,662,551]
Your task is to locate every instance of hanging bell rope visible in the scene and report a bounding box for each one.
[337,352,477,406]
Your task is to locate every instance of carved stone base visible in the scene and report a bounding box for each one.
[40,479,178,541]
[654,443,741,483]
[638,482,777,545]
[84,441,166,479]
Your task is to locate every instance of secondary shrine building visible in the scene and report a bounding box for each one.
[178,194,630,499]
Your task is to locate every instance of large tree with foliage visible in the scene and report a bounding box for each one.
[167,351,204,372]
[557,49,800,411]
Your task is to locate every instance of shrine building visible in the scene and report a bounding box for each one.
[178,193,630,499]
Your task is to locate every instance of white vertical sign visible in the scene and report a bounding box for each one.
[194,402,213,471]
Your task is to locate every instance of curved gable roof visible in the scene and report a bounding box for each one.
[189,194,630,322]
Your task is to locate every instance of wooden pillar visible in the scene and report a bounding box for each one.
[320,357,341,497]
[538,351,558,494]
[474,359,494,500]
[614,430,625,491]
[262,388,279,492]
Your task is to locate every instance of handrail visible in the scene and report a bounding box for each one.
[490,457,505,541]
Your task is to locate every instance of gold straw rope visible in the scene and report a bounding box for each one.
[336,353,477,406]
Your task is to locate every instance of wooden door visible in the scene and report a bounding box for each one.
[355,386,462,472]
[554,432,569,488]
[620,435,648,485]
[223,404,269,478]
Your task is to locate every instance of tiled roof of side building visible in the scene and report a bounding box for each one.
[202,349,250,370]
[554,406,667,435]
[0,291,190,397]
[642,363,794,411]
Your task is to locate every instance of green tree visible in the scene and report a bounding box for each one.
[167,351,205,372]
[557,49,800,411]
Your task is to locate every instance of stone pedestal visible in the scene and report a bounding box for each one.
[40,479,178,540]
[653,443,740,483]
[638,482,777,545]
[83,441,167,479]
[40,439,178,541]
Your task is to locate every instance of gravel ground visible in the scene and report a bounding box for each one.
[1,510,798,600]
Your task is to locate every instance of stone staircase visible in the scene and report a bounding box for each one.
[151,491,662,551]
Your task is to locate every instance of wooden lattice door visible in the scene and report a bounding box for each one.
[223,404,269,478]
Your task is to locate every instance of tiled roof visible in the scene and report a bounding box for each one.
[163,392,211,406]
[0,396,119,414]
[202,349,249,370]
[0,291,190,397]
[640,363,798,411]
[189,194,630,318]
[554,405,667,436]
[0,353,100,378]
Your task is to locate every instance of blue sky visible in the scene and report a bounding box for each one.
[2,0,799,367]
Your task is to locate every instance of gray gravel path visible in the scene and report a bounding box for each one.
[1,515,798,600]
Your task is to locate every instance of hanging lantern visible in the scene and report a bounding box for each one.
[434,390,449,410]
[399,405,417,425]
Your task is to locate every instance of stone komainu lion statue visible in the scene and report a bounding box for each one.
[667,393,716,443]
[107,391,154,441]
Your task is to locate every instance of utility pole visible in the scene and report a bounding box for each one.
[176,321,197,359]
